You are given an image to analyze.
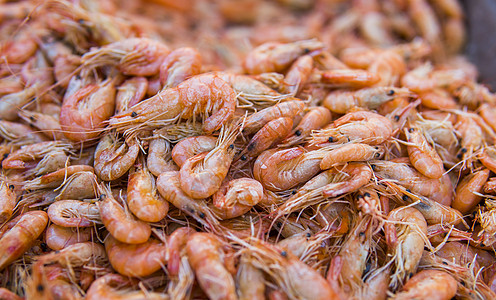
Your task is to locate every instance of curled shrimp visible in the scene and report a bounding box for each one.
[115,77,148,114]
[81,37,170,76]
[452,169,490,214]
[45,224,92,251]
[167,227,196,276]
[47,200,101,227]
[237,255,265,300]
[242,39,324,74]
[279,106,332,147]
[127,163,169,222]
[109,73,236,135]
[243,100,305,135]
[171,135,217,167]
[147,137,178,176]
[105,235,166,277]
[479,146,496,173]
[23,165,94,191]
[322,87,413,114]
[86,273,168,300]
[160,47,202,88]
[282,55,313,95]
[94,133,140,181]
[98,184,151,244]
[211,178,264,219]
[418,88,457,110]
[404,126,445,179]
[392,269,457,300]
[0,211,48,270]
[179,124,239,199]
[320,143,384,169]
[0,181,15,223]
[59,80,116,142]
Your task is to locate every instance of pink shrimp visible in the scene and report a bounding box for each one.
[160,47,202,88]
[171,135,217,167]
[280,106,332,147]
[115,77,148,114]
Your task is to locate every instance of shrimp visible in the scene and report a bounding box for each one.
[45,224,92,251]
[109,73,236,135]
[280,106,332,147]
[98,184,151,244]
[18,110,66,141]
[237,255,265,300]
[167,227,196,276]
[147,137,178,176]
[171,135,217,167]
[2,141,70,174]
[243,100,305,135]
[59,80,116,142]
[211,178,263,219]
[0,120,48,145]
[385,206,428,288]
[479,146,496,173]
[105,235,166,277]
[404,126,445,179]
[115,77,148,114]
[0,181,16,223]
[311,69,381,88]
[47,200,101,227]
[0,85,39,121]
[81,38,170,76]
[400,63,466,93]
[311,111,393,146]
[242,39,324,74]
[282,55,313,95]
[367,50,407,86]
[186,232,237,300]
[179,124,239,199]
[391,270,457,300]
[94,133,140,181]
[160,47,202,88]
[322,87,413,114]
[55,170,99,200]
[24,165,95,192]
[0,28,38,65]
[452,169,490,214]
[320,143,384,169]
[455,114,483,170]
[0,288,22,300]
[418,89,457,110]
[86,273,168,300]
[127,163,169,222]
[0,211,48,270]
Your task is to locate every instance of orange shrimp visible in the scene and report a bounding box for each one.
[0,84,39,121]
[0,288,22,300]
[322,87,413,114]
[0,181,15,223]
[479,146,496,173]
[45,224,92,251]
[81,38,170,76]
[243,100,305,135]
[94,133,140,181]
[109,73,236,135]
[105,235,166,277]
[404,126,445,179]
[282,55,313,95]
[0,211,48,270]
[368,50,407,86]
[127,163,169,222]
[0,120,48,144]
[242,39,324,74]
[18,110,66,141]
[98,184,151,244]
[312,69,381,88]
[0,28,38,65]
[320,143,384,169]
[452,169,490,214]
[159,47,202,88]
[211,178,264,219]
[167,227,196,276]
[392,269,457,300]
[455,114,484,170]
[280,106,332,147]
[2,141,70,174]
[115,77,148,114]
[47,200,101,227]
[237,255,265,300]
[23,165,95,191]
[147,137,178,176]
[418,88,457,110]
[59,80,116,142]
[171,135,217,167]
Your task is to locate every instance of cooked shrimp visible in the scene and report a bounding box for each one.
[0,84,39,121]
[59,80,116,142]
[242,39,324,74]
[0,288,22,300]
[179,124,239,199]
[418,88,457,110]
[404,126,445,179]
[81,38,170,76]
[186,232,237,300]
[243,100,305,135]
[280,106,332,147]
[24,165,95,192]
[160,47,202,88]
[105,235,166,277]
[94,133,140,181]
[48,200,101,227]
[452,169,490,214]
[167,227,196,276]
[455,114,483,170]
[0,181,15,223]
[0,211,48,270]
[211,178,263,219]
[320,143,384,169]
[86,274,169,300]
[98,184,151,244]
[0,120,48,145]
[237,255,265,300]
[115,77,148,114]
[391,269,457,300]
[479,146,496,173]
[45,224,92,251]
[171,135,217,167]
[311,69,381,88]
[282,55,313,95]
[18,110,66,141]
[109,73,236,135]
[127,163,169,222]
[147,137,178,176]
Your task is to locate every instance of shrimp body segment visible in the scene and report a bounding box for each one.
[392,270,457,300]
[320,143,383,169]
[171,135,217,167]
[405,126,445,179]
[280,106,332,147]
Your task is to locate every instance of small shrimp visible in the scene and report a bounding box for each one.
[237,255,265,300]
[0,120,48,144]
[45,224,92,251]
[400,63,466,93]
[94,133,140,181]
[0,211,48,270]
[243,100,305,135]
[211,178,263,219]
[115,77,148,114]
[242,39,324,74]
[479,146,496,173]
[186,233,237,300]
[59,80,116,142]
[280,106,332,147]
[0,85,39,121]
[105,235,166,277]
[455,115,483,170]
[418,88,457,110]
[404,126,445,179]
[47,200,101,227]
[282,55,313,95]
[179,124,239,199]
[391,269,457,300]
[86,274,168,300]
[18,110,66,141]
[368,50,407,86]
[322,87,413,114]
[385,206,428,288]
[56,170,99,200]
[2,141,70,173]
[0,288,22,300]
[147,137,178,176]
[0,28,38,65]
[36,241,107,269]
[127,163,169,222]
[160,47,202,88]
[81,38,170,76]
[23,165,94,191]
[171,135,217,167]
[452,169,490,214]
[98,184,151,244]
[0,181,16,223]
[311,111,393,146]
[311,69,381,88]
[167,227,196,276]
[109,73,236,135]
[320,143,384,169]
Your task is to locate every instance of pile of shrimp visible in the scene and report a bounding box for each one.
[1,0,496,299]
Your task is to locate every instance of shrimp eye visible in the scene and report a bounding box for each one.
[408,128,415,133]
[359,232,365,237]
[198,212,205,219]
[77,19,85,24]
[291,190,297,195]
[131,112,138,118]
[295,130,302,136]
[371,164,376,171]
[408,272,414,279]
[461,148,467,153]
[37,284,44,292]
[374,146,379,149]
[402,195,410,201]
[357,195,364,199]
[8,185,14,190]
[29,116,35,121]
[387,89,395,96]
[405,189,411,193]
[276,222,282,227]
[229,144,235,150]
[3,153,8,159]
[442,261,448,265]
[240,155,247,161]
[375,152,381,158]
[393,115,400,121]
[40,242,48,252]
[281,251,287,257]
[457,153,463,159]
[303,48,310,54]
[364,192,371,197]
[99,194,106,200]
[328,136,334,143]
[306,232,311,237]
